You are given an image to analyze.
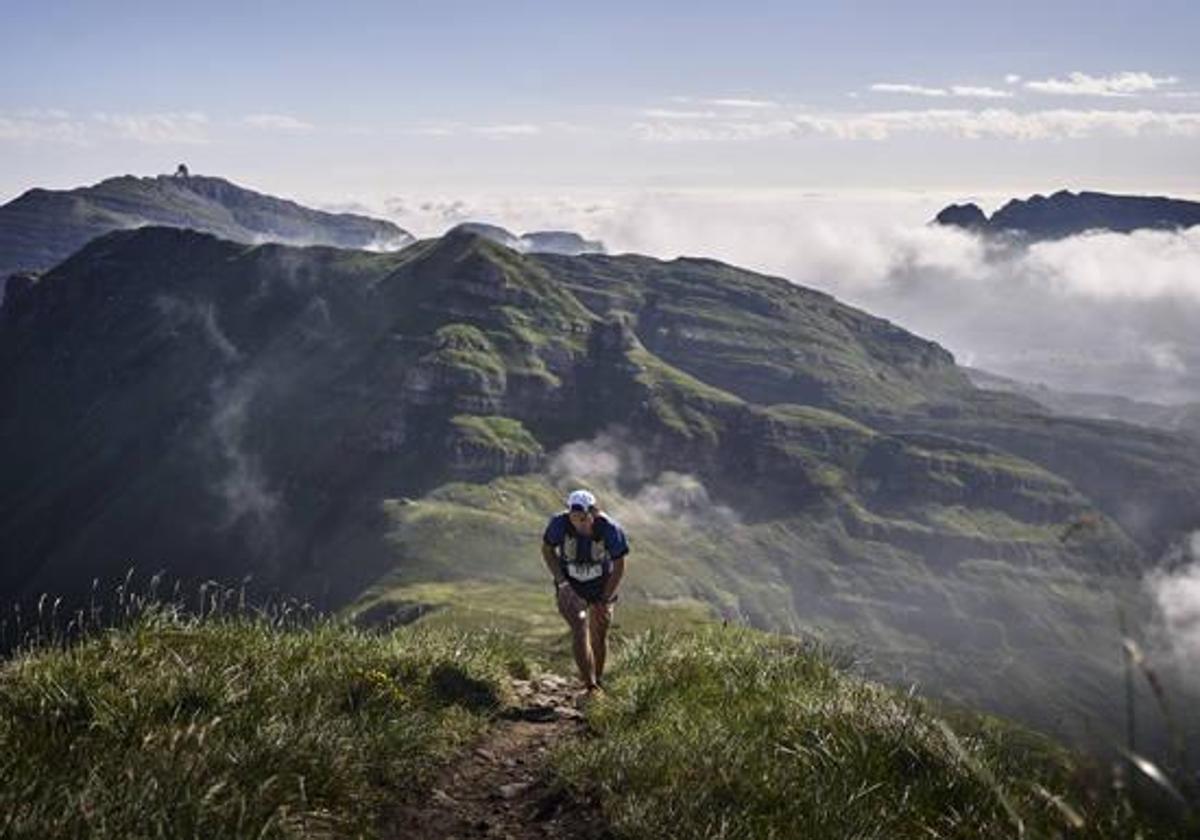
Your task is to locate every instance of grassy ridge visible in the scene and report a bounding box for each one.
[2,606,1193,838]
[0,608,526,839]
[555,628,1188,839]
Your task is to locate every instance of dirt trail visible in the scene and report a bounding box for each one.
[389,673,610,840]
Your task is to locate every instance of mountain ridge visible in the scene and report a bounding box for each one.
[932,189,1200,239]
[0,170,414,284]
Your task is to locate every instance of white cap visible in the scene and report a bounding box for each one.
[567,489,596,510]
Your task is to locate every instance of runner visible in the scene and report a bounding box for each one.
[541,489,629,692]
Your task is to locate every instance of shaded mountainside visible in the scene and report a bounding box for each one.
[933,189,1200,240]
[2,226,1199,746]
[0,171,413,282]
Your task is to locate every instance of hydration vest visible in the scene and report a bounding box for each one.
[561,515,614,582]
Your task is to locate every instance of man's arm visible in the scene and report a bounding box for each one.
[542,542,567,585]
[602,554,626,602]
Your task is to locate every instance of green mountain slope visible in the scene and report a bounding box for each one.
[1,226,1197,750]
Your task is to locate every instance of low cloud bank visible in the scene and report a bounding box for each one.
[547,432,737,530]
[1145,533,1200,694]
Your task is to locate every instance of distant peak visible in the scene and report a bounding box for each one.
[444,222,605,255]
[447,222,523,250]
[931,189,1200,239]
[933,203,987,230]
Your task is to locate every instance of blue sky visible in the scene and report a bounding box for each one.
[2,0,1198,203]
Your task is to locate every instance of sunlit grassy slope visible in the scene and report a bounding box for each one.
[0,609,524,839]
[554,628,1193,839]
[3,610,1190,839]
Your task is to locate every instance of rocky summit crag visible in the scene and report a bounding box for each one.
[2,225,1198,747]
[933,189,1200,239]
[0,170,413,284]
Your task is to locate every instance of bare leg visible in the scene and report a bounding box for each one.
[588,602,612,684]
[557,586,596,687]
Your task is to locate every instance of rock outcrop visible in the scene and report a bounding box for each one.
[932,189,1200,240]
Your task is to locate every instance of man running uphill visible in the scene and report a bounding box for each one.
[541,489,629,693]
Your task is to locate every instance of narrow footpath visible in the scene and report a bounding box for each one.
[388,673,611,840]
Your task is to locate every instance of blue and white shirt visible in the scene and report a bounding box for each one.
[543,512,630,582]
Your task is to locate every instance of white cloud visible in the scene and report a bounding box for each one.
[633,108,1200,142]
[1005,74,1022,85]
[640,108,720,119]
[871,83,1014,99]
[0,110,90,145]
[242,113,314,132]
[2,109,218,146]
[706,98,780,109]
[1021,227,1200,301]
[949,85,1014,99]
[1146,537,1200,685]
[403,124,457,136]
[472,123,541,136]
[94,111,210,144]
[633,119,798,142]
[871,83,949,97]
[1026,71,1179,97]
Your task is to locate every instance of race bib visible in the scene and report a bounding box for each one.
[567,562,603,581]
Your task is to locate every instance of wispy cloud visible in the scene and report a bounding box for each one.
[403,124,457,136]
[1026,71,1179,97]
[634,108,1200,142]
[0,110,90,145]
[471,123,541,136]
[870,83,949,97]
[1005,74,1022,85]
[640,108,720,119]
[242,113,314,132]
[706,98,780,109]
[871,83,1013,99]
[94,111,210,144]
[633,120,797,142]
[949,85,1014,99]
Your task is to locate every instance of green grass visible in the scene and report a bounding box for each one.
[449,414,543,458]
[3,602,1193,839]
[0,607,527,840]
[627,345,743,442]
[349,579,717,671]
[554,627,1191,839]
